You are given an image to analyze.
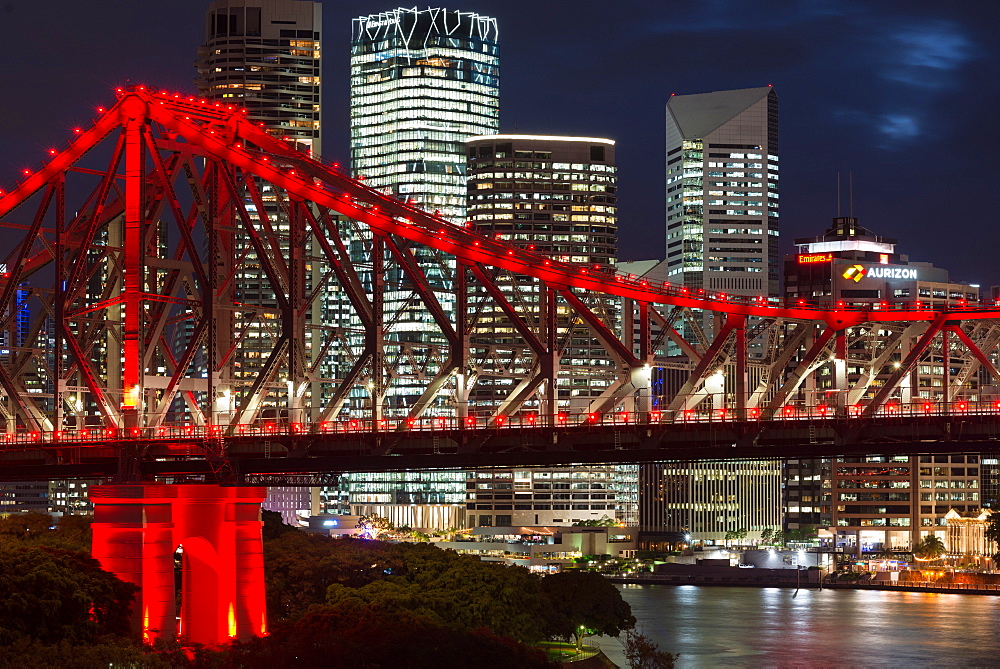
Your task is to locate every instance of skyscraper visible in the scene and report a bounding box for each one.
[463,134,635,527]
[351,7,499,221]
[195,0,323,525]
[332,7,499,531]
[465,134,618,411]
[665,86,779,297]
[196,0,322,156]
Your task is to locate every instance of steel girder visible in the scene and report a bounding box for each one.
[0,87,996,447]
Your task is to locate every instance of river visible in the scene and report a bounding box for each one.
[598,585,1000,668]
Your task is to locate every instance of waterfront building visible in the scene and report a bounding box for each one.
[436,524,637,572]
[665,86,779,297]
[638,460,782,545]
[195,0,323,524]
[782,216,984,550]
[944,508,995,562]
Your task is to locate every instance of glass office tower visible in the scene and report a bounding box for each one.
[333,7,499,531]
[351,7,499,222]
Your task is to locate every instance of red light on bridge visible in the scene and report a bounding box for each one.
[406,418,415,428]
[924,403,933,412]
[619,412,629,422]
[957,402,968,411]
[48,149,57,155]
[526,414,536,423]
[557,413,567,422]
[466,416,476,426]
[495,416,505,425]
[818,405,828,415]
[650,410,661,421]
[683,410,693,420]
[349,420,358,430]
[783,405,794,415]
[749,408,760,419]
[588,413,598,422]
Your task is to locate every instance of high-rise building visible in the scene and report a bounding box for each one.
[196,0,322,156]
[465,134,618,411]
[195,0,323,525]
[351,6,499,221]
[463,134,635,527]
[665,86,779,297]
[331,7,499,531]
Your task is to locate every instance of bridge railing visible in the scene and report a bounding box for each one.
[1,399,997,447]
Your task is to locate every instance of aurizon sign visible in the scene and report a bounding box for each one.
[842,264,917,282]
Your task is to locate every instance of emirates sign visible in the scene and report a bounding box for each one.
[797,253,833,264]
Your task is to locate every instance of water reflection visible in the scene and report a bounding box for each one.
[601,585,1000,668]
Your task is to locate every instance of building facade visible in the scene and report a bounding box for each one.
[465,134,619,411]
[351,6,499,221]
[196,0,323,525]
[782,216,984,551]
[196,0,322,155]
[461,134,636,527]
[665,86,779,297]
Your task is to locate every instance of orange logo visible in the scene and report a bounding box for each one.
[842,264,866,282]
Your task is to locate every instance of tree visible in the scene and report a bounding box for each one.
[326,543,555,642]
[623,629,678,669]
[357,513,394,540]
[913,535,947,562]
[265,532,405,621]
[0,545,137,646]
[0,512,53,543]
[760,528,774,545]
[540,570,636,650]
[985,513,1000,566]
[573,515,619,527]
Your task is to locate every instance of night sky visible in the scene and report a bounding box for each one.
[2,1,998,286]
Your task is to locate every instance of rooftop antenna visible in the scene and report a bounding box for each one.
[849,171,854,218]
[836,172,841,217]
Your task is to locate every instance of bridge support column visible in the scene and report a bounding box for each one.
[90,484,268,646]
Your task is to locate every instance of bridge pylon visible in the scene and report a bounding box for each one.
[90,484,268,646]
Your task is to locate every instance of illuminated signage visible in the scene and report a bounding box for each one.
[842,264,866,282]
[842,264,917,282]
[867,266,917,279]
[365,16,399,29]
[797,253,833,264]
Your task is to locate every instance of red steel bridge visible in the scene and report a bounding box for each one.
[2,87,1000,645]
[0,87,998,481]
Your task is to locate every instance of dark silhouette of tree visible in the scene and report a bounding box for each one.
[219,599,553,668]
[0,545,137,645]
[913,535,946,562]
[623,629,678,668]
[325,542,555,642]
[540,570,636,649]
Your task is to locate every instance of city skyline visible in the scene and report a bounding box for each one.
[1,1,998,287]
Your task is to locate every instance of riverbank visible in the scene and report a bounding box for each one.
[607,572,1000,595]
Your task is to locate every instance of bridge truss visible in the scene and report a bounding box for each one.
[0,88,999,478]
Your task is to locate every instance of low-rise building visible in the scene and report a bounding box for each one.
[437,525,637,572]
